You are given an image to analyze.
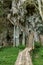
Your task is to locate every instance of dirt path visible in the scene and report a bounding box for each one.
[15,48,33,65]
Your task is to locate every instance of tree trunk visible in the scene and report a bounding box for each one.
[13,25,16,46]
[28,32,34,49]
[15,26,19,47]
[37,0,43,21]
[22,32,25,46]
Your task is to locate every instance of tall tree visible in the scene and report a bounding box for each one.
[7,0,43,47]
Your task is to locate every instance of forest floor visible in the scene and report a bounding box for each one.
[0,46,43,65]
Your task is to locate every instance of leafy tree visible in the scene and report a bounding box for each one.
[7,0,43,46]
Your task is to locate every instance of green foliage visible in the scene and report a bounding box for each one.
[18,45,25,50]
[38,26,43,35]
[34,42,41,48]
[0,8,4,16]
[3,0,12,9]
[0,1,4,16]
[0,17,6,33]
[23,0,36,12]
[32,47,43,65]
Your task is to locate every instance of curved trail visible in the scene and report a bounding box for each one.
[15,48,33,65]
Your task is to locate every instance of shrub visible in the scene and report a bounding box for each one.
[18,45,26,50]
[34,42,41,48]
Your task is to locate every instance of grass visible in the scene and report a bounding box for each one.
[0,45,43,65]
[0,46,25,65]
[32,46,43,65]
